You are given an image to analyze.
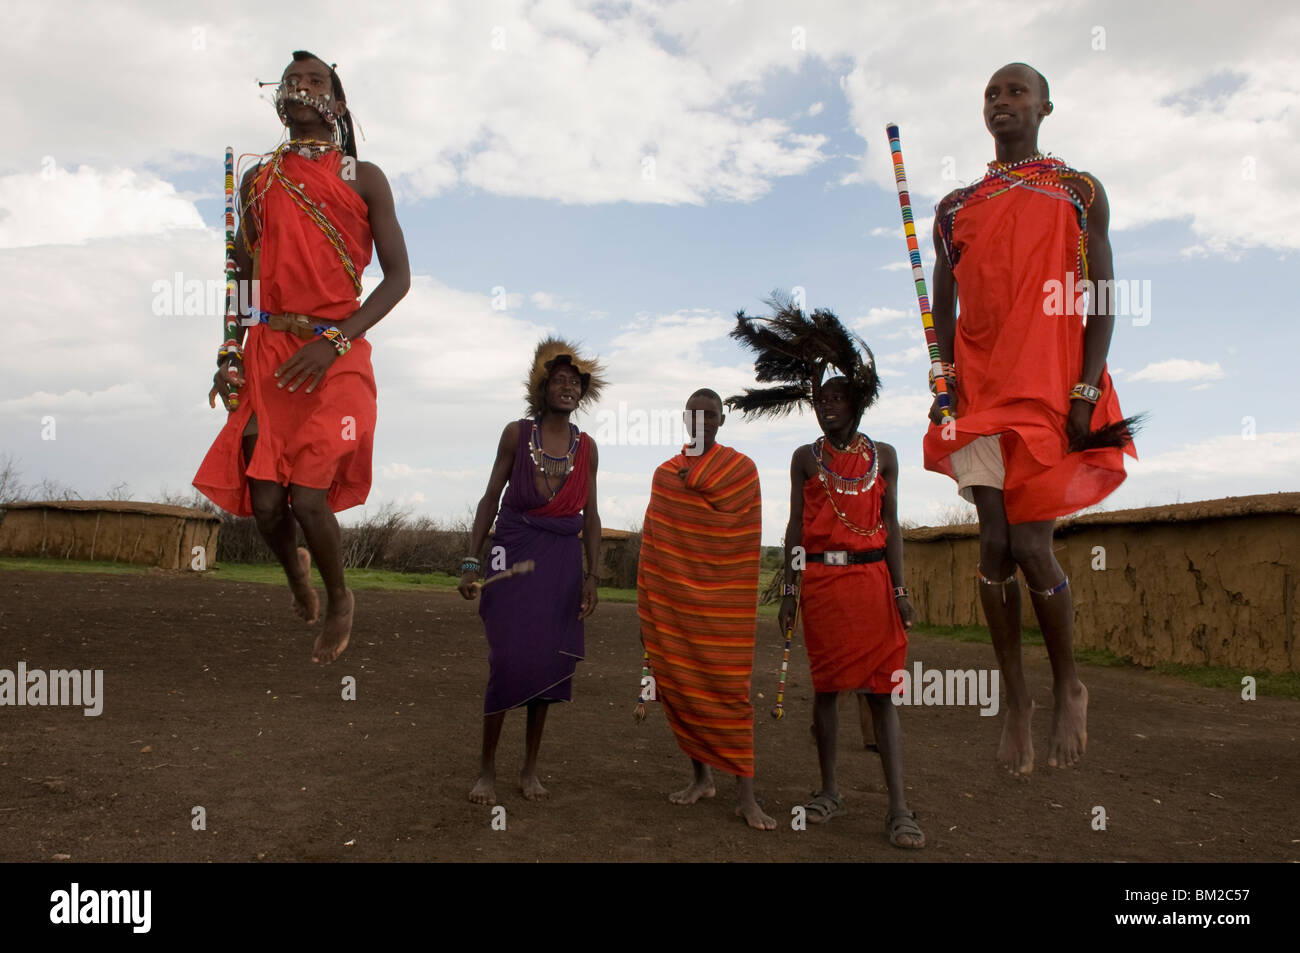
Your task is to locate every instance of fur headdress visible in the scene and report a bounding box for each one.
[726,293,880,421]
[525,337,607,417]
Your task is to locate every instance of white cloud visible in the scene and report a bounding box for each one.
[1128,359,1226,384]
[808,101,825,117]
[0,167,205,248]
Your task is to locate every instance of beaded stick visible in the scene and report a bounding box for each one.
[885,124,952,422]
[634,650,652,721]
[771,597,800,720]
[469,560,536,594]
[222,147,242,410]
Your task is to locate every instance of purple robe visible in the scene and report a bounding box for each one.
[479,419,590,714]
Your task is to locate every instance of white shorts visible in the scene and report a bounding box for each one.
[950,433,1005,503]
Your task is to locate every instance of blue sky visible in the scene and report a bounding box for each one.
[2,0,1296,544]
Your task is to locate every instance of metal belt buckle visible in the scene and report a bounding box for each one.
[824,550,848,566]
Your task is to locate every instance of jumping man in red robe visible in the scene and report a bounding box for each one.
[924,63,1139,773]
[196,51,411,664]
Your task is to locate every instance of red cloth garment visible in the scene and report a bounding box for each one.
[799,440,906,694]
[194,151,376,516]
[922,159,1137,524]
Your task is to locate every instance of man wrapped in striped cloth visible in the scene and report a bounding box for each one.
[637,389,776,831]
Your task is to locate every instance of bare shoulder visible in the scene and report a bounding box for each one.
[875,440,898,466]
[355,160,391,196]
[1059,168,1107,209]
[791,443,816,479]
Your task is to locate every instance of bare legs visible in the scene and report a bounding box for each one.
[242,430,350,663]
[470,700,553,804]
[971,486,1087,772]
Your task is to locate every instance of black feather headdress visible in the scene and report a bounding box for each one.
[726,292,880,422]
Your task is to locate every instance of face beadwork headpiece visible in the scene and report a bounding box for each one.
[725,292,880,425]
[274,82,339,126]
[525,337,607,417]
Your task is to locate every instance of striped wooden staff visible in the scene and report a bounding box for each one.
[885,124,952,422]
[771,597,800,719]
[221,146,242,410]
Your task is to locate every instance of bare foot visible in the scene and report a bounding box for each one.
[312,589,353,665]
[288,547,319,624]
[735,800,776,830]
[520,774,550,801]
[469,774,496,805]
[1048,681,1088,768]
[996,700,1035,776]
[668,779,716,805]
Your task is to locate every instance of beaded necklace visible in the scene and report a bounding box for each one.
[239,139,362,296]
[529,418,579,498]
[938,154,1096,281]
[813,434,884,538]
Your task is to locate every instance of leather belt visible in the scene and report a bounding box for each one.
[805,547,886,566]
[264,312,320,341]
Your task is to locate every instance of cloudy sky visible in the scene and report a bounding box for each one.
[2,0,1296,543]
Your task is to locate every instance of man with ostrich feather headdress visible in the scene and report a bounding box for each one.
[459,338,605,806]
[729,295,924,848]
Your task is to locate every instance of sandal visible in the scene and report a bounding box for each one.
[804,790,845,824]
[886,809,925,848]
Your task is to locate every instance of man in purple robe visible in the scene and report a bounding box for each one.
[458,339,604,804]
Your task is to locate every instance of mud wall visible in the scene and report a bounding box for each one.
[0,502,221,571]
[902,494,1299,674]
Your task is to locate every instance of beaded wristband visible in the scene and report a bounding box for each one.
[782,584,799,598]
[1070,382,1100,404]
[217,340,243,365]
[893,586,909,598]
[316,325,351,357]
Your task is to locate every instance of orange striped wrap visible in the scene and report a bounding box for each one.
[637,443,762,778]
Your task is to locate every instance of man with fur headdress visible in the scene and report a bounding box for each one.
[729,295,924,848]
[459,338,604,805]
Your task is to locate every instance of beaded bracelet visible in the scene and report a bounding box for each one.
[893,586,910,598]
[316,325,351,357]
[461,556,481,574]
[217,340,243,365]
[1069,382,1100,404]
[782,583,800,598]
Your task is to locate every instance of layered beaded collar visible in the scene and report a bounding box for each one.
[285,138,341,161]
[812,433,878,495]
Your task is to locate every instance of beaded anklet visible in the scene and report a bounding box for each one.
[1027,576,1069,598]
[976,567,1018,606]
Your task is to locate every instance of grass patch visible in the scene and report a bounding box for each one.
[0,557,152,576]
[916,622,1300,700]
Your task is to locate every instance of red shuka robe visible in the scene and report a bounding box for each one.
[922,159,1137,524]
[800,440,907,694]
[194,151,376,516]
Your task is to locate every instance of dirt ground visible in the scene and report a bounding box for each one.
[1,569,1296,863]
